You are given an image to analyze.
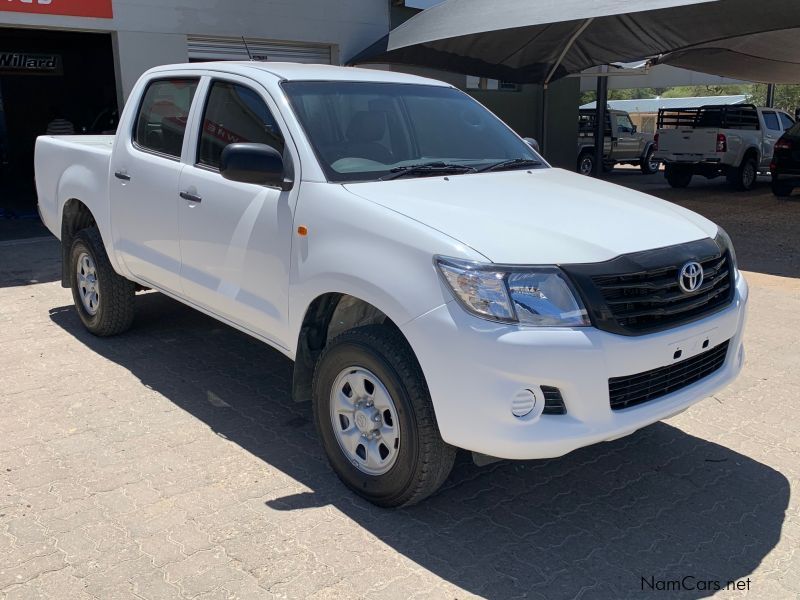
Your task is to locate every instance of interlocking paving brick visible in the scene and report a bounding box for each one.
[2,183,800,599]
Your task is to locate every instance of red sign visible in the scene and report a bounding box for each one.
[0,0,113,19]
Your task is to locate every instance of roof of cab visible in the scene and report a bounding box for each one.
[148,61,452,87]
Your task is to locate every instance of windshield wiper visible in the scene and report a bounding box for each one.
[380,162,477,181]
[477,158,543,173]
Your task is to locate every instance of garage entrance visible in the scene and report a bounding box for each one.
[0,28,117,217]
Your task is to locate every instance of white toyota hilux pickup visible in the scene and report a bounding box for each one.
[36,63,748,507]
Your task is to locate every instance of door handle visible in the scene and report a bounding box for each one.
[114,171,131,181]
[180,191,202,203]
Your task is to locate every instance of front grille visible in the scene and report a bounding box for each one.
[593,253,732,332]
[541,386,567,415]
[609,340,729,411]
[562,237,735,336]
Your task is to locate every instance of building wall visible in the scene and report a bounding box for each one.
[1,0,389,99]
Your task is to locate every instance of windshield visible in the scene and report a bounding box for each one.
[282,81,545,183]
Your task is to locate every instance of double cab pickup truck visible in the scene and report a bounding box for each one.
[655,103,796,190]
[36,63,748,507]
[577,108,659,176]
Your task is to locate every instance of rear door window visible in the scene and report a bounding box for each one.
[197,81,285,170]
[763,111,781,131]
[134,78,199,158]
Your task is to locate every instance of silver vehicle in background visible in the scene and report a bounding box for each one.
[654,104,796,190]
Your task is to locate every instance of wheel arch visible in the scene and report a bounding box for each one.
[60,199,98,288]
[742,146,760,162]
[640,141,656,161]
[291,293,417,404]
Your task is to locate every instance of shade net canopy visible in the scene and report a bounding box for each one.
[351,0,800,84]
[657,29,800,84]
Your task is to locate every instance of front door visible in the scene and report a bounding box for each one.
[177,77,296,347]
[112,77,199,294]
[612,113,640,161]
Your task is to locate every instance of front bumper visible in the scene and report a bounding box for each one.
[401,274,748,460]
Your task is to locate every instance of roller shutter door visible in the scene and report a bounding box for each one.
[187,35,332,64]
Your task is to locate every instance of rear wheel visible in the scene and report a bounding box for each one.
[70,228,135,336]
[772,177,794,197]
[665,165,692,188]
[641,147,660,175]
[728,155,758,190]
[312,325,455,508]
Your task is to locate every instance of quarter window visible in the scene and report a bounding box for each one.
[779,112,795,130]
[134,78,199,158]
[198,81,285,170]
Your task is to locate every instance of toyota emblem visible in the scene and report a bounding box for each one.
[679,261,704,294]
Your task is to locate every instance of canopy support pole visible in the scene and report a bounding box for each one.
[594,66,609,178]
[766,84,776,107]
[541,84,548,155]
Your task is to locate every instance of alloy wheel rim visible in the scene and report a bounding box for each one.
[329,366,400,476]
[77,252,100,316]
[580,157,593,175]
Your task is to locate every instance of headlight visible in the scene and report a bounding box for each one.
[436,257,590,327]
[715,226,738,271]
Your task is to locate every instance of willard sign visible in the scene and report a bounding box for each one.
[0,0,113,18]
[0,52,62,74]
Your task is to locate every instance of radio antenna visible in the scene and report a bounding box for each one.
[242,36,254,61]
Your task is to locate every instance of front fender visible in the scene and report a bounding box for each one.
[287,182,485,356]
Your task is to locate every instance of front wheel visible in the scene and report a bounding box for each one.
[70,228,135,336]
[577,151,595,176]
[312,325,455,507]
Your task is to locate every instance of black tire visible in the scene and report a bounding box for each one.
[728,154,758,191]
[312,325,456,508]
[771,177,794,197]
[70,228,135,337]
[577,151,595,176]
[665,165,692,188]
[640,147,660,175]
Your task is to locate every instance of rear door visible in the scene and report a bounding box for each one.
[177,75,298,348]
[111,76,200,294]
[761,110,783,167]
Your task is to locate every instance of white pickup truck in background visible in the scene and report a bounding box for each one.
[654,104,796,190]
[36,63,748,507]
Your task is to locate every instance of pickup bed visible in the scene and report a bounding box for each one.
[36,63,748,507]
[654,104,796,190]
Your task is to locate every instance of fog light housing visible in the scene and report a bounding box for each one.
[511,389,540,418]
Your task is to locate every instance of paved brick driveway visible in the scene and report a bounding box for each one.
[1,177,799,599]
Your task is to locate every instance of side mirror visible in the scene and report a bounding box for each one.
[632,124,638,133]
[523,137,541,153]
[220,143,293,191]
